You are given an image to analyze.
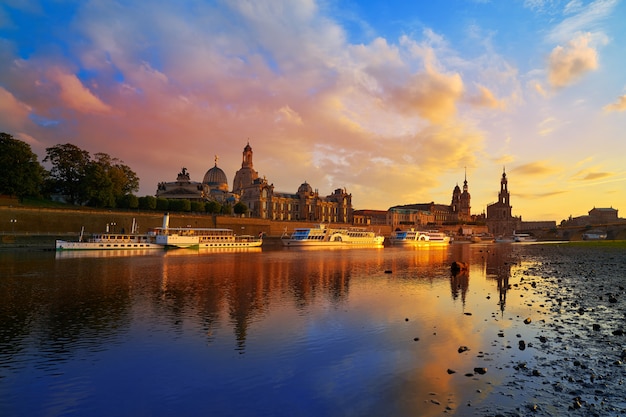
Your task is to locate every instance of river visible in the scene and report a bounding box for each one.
[0,243,605,416]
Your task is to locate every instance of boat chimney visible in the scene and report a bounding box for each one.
[162,213,170,229]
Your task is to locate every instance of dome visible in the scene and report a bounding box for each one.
[297,182,313,194]
[203,164,229,192]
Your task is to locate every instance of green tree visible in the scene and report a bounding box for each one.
[43,143,91,204]
[205,200,221,214]
[0,133,45,200]
[118,194,139,209]
[85,153,139,208]
[156,198,169,211]
[233,201,249,216]
[139,196,157,210]
[190,201,205,212]
[169,199,191,212]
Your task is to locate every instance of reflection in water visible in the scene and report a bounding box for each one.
[0,244,526,417]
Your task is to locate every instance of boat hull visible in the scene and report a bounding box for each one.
[55,237,161,251]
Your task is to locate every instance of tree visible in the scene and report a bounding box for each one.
[156,198,169,211]
[205,200,221,214]
[190,201,205,212]
[233,201,249,217]
[0,133,45,201]
[118,194,139,209]
[85,153,139,208]
[138,196,157,210]
[43,143,91,204]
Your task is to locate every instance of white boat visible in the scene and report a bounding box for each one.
[55,219,161,251]
[388,229,451,246]
[281,224,384,247]
[513,232,537,242]
[153,213,263,249]
[582,230,607,240]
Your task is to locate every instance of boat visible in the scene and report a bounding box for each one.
[55,219,161,251]
[582,230,607,240]
[513,232,537,242]
[153,213,263,249]
[388,229,451,246]
[281,224,384,247]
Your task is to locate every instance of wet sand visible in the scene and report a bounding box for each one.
[471,242,626,416]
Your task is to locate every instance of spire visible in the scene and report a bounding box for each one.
[214,155,219,166]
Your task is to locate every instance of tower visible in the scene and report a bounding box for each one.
[460,169,471,220]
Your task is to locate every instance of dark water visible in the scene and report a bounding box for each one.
[0,244,546,417]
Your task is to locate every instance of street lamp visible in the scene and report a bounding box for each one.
[10,219,17,233]
[110,222,117,233]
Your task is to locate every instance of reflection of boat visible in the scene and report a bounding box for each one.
[154,213,263,249]
[582,230,607,240]
[55,249,162,258]
[55,219,161,251]
[281,224,384,247]
[470,233,495,243]
[388,229,451,246]
[162,247,263,256]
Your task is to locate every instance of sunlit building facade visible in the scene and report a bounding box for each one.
[232,143,353,222]
[486,168,521,236]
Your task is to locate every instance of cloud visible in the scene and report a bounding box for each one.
[547,0,618,44]
[467,85,506,109]
[547,33,598,88]
[603,95,626,112]
[0,86,31,131]
[582,172,611,180]
[510,161,559,176]
[47,68,112,114]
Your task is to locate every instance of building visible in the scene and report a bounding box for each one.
[486,168,521,236]
[353,210,388,226]
[563,207,622,227]
[156,142,353,221]
[232,144,352,222]
[156,159,238,204]
[156,168,205,201]
[387,173,475,229]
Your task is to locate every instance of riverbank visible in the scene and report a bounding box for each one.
[471,241,626,416]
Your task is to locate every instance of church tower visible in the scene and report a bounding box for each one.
[460,170,471,221]
[486,167,518,236]
[232,142,259,195]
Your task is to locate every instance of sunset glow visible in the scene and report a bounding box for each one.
[1,1,625,222]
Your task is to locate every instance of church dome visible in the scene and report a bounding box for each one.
[203,163,229,192]
[298,182,313,194]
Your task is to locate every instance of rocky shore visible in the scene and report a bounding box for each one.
[472,242,626,416]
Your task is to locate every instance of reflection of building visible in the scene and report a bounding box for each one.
[486,168,520,237]
[387,173,474,229]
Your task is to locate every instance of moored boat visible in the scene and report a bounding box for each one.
[281,224,384,247]
[55,219,161,251]
[153,213,263,249]
[582,230,607,240]
[388,229,451,246]
[513,232,537,242]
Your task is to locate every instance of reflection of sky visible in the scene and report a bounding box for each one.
[0,245,552,416]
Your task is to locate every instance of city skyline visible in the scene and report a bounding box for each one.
[1,1,625,222]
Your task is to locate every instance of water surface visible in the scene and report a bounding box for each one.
[1,244,546,416]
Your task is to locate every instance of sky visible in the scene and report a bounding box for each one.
[1,0,625,222]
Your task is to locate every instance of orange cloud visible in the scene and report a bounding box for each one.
[389,67,464,124]
[547,33,598,88]
[0,86,31,131]
[467,85,505,109]
[47,68,112,114]
[510,161,559,177]
[603,95,626,112]
[582,172,612,180]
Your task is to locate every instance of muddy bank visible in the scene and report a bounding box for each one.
[470,242,626,416]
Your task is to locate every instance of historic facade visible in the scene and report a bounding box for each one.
[387,173,474,229]
[156,168,205,201]
[486,168,521,236]
[156,143,353,222]
[233,144,352,222]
